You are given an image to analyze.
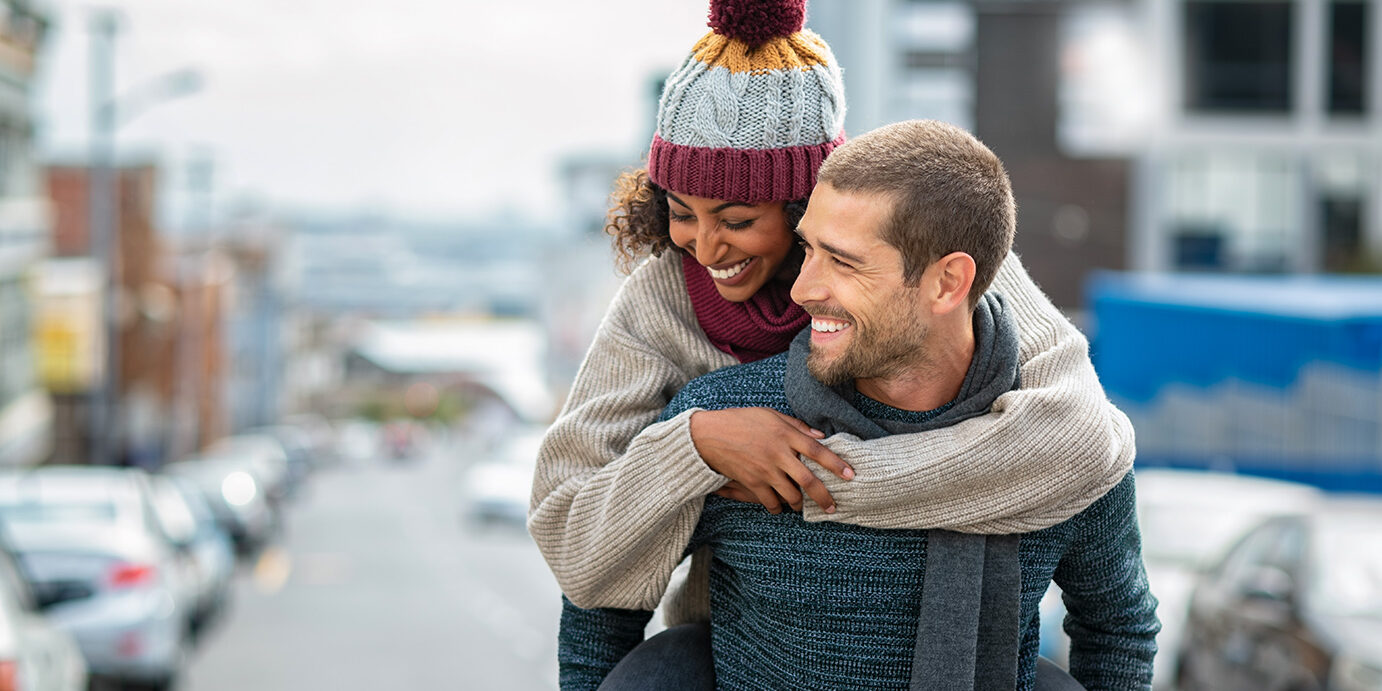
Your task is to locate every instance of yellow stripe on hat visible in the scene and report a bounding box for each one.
[690,29,833,74]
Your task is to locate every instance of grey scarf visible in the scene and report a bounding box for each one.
[784,292,1022,691]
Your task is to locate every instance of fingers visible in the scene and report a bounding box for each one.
[784,463,835,514]
[768,478,804,513]
[794,437,854,481]
[775,411,826,439]
[748,485,783,514]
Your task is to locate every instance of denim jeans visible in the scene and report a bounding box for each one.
[596,623,715,691]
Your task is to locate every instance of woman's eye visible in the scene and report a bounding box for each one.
[723,219,753,230]
[669,212,694,223]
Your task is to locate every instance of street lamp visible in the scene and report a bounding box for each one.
[88,9,203,466]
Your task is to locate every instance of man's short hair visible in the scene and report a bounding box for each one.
[816,120,1015,303]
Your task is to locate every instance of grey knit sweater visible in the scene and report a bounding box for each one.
[530,251,1137,614]
[558,335,1159,690]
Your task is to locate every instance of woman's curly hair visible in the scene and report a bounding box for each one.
[605,168,809,274]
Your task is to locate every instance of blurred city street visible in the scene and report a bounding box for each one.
[181,438,560,691]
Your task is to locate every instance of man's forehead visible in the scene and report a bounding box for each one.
[799,185,894,252]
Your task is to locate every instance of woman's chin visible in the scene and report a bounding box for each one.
[714,284,756,302]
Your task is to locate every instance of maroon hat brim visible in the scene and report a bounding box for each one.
[648,131,847,204]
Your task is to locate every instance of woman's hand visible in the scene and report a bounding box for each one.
[690,408,854,514]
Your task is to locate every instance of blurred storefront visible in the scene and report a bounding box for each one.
[41,164,231,466]
[0,0,50,467]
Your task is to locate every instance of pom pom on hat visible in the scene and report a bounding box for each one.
[708,0,807,47]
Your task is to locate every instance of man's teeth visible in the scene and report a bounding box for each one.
[811,319,848,333]
[709,258,751,280]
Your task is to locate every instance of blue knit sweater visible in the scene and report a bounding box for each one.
[559,353,1159,690]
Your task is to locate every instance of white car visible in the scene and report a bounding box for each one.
[150,475,235,638]
[0,533,87,691]
[463,426,544,525]
[1039,467,1322,688]
[164,457,278,558]
[0,467,195,690]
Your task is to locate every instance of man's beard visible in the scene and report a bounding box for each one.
[805,297,930,387]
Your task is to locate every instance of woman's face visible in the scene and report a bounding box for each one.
[666,191,797,303]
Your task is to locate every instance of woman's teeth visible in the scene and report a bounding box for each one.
[708,258,751,280]
[811,319,849,333]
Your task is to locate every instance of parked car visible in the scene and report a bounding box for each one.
[280,413,340,469]
[0,467,195,690]
[462,426,544,525]
[0,529,87,691]
[163,458,277,558]
[1177,500,1382,691]
[1039,468,1322,688]
[205,434,296,504]
[247,426,315,487]
[150,475,235,638]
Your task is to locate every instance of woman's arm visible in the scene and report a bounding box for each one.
[799,251,1135,531]
[529,253,737,610]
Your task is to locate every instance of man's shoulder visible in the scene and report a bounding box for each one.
[663,353,793,418]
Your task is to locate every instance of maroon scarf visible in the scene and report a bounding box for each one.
[681,252,810,363]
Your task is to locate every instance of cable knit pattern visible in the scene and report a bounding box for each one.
[557,355,1158,690]
[648,25,846,202]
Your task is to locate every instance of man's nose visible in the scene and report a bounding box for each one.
[791,250,824,305]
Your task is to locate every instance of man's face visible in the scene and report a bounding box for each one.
[791,183,931,387]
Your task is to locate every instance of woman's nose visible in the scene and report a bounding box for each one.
[694,222,725,265]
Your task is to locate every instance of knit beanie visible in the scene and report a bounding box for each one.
[648,0,847,204]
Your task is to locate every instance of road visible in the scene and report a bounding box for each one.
[182,438,562,690]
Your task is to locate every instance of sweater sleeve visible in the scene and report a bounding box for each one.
[800,251,1136,533]
[557,596,655,691]
[529,253,735,610]
[1056,473,1160,690]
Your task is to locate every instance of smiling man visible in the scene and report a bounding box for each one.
[558,120,1159,691]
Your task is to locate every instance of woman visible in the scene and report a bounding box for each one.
[530,0,1132,625]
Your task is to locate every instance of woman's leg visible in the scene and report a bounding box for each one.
[597,623,715,691]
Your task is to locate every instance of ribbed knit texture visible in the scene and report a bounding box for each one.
[647,4,846,202]
[528,251,1136,613]
[557,352,1160,690]
[681,252,809,363]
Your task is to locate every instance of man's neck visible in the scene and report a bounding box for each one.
[854,322,975,412]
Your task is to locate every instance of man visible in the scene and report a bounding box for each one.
[559,120,1159,690]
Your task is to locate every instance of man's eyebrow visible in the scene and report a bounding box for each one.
[665,192,750,214]
[818,240,866,265]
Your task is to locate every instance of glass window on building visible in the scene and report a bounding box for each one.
[1183,0,1294,113]
[1328,0,1369,115]
[1315,154,1375,271]
[1167,151,1297,271]
[0,277,35,409]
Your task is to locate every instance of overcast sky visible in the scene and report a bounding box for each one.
[34,0,711,224]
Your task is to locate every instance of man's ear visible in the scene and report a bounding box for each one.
[929,252,976,316]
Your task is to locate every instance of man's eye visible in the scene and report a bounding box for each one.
[797,239,813,253]
[831,256,853,270]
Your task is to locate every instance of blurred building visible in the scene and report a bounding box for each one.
[0,0,50,467]
[219,218,290,434]
[41,163,230,466]
[813,0,1382,307]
